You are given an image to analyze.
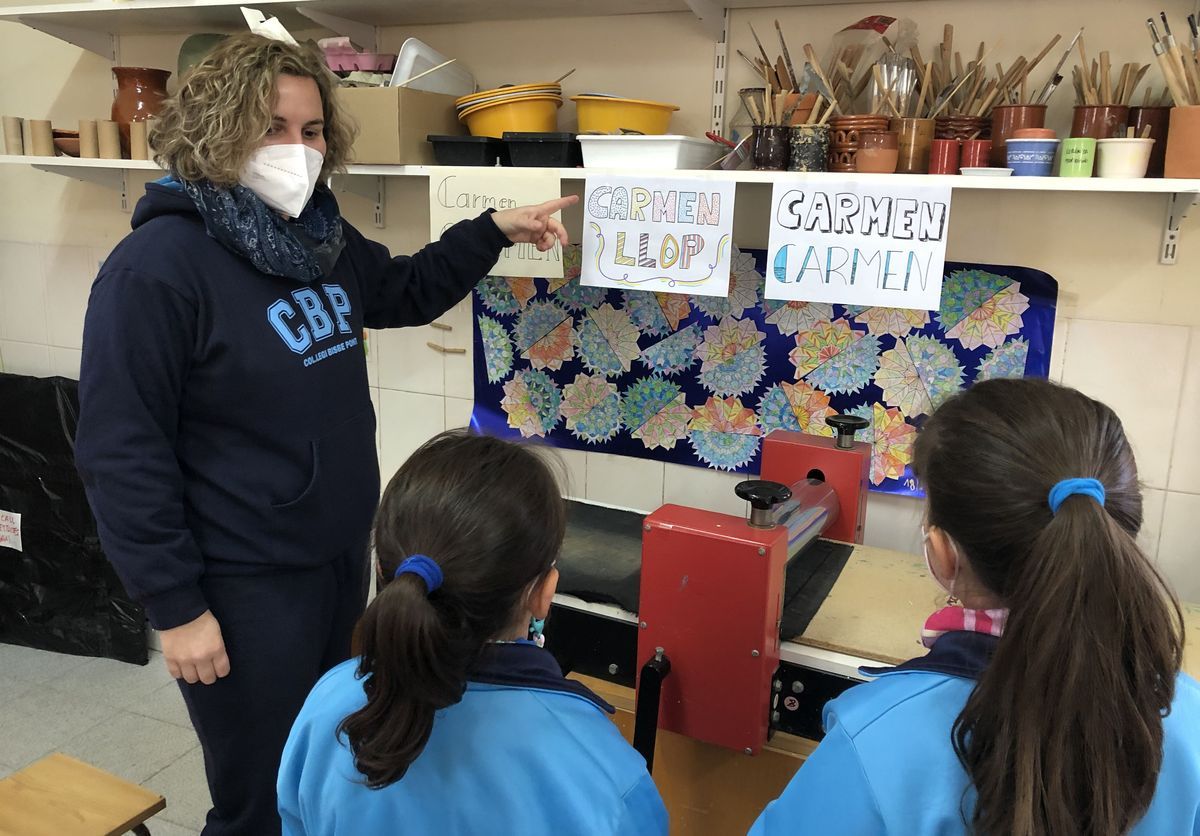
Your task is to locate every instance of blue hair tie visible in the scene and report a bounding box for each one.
[1047,478,1106,515]
[394,554,443,594]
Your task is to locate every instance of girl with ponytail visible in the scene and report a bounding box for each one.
[278,430,667,835]
[752,378,1200,835]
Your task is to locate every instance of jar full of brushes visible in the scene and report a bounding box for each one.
[753,125,789,171]
[989,104,1047,166]
[889,117,935,173]
[788,124,829,172]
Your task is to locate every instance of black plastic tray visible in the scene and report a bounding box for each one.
[427,134,508,166]
[503,132,583,167]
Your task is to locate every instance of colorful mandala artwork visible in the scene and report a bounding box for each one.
[478,275,537,316]
[621,377,691,450]
[500,370,561,438]
[790,320,881,395]
[758,381,836,436]
[976,338,1030,382]
[560,373,622,444]
[693,247,763,320]
[849,306,931,337]
[696,316,767,397]
[513,301,574,371]
[640,324,702,376]
[575,303,642,377]
[762,299,835,336]
[626,291,693,337]
[547,244,584,294]
[937,269,1030,349]
[554,278,607,312]
[875,335,965,418]
[478,315,514,384]
[850,402,918,486]
[688,396,762,470]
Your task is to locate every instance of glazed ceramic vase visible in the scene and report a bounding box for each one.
[111,67,171,156]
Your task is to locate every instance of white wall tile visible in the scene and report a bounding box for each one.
[1139,487,1167,560]
[42,245,95,350]
[375,324,445,395]
[377,389,445,483]
[588,452,664,514]
[441,298,474,400]
[445,396,473,430]
[662,462,746,517]
[862,491,925,555]
[556,448,587,500]
[1169,328,1200,493]
[49,346,81,379]
[0,242,47,344]
[0,341,52,377]
[1157,491,1200,603]
[1060,319,1188,490]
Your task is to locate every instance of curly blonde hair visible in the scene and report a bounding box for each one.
[150,33,356,186]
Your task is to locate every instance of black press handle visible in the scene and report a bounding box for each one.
[826,414,870,449]
[633,648,671,774]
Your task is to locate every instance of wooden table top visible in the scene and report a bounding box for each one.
[793,544,1200,680]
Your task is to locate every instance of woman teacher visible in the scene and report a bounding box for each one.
[74,33,575,835]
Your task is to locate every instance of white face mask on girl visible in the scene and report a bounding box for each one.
[239,144,325,219]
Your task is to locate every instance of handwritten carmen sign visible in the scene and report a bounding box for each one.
[581,175,736,298]
[766,181,952,310]
[429,169,564,279]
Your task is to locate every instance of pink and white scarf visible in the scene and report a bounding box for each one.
[920,606,1009,649]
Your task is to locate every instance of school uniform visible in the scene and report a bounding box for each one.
[278,641,669,835]
[751,631,1200,834]
[74,179,510,835]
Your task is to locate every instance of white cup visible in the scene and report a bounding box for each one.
[1096,138,1155,178]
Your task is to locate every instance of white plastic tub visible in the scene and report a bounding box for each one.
[578,135,723,170]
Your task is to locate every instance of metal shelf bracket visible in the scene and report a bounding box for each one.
[1161,191,1199,265]
[33,163,131,212]
[335,174,386,228]
[18,16,116,59]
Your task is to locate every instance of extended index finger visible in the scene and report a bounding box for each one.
[533,195,579,217]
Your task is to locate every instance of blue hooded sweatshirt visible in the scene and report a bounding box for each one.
[751,632,1200,834]
[278,642,668,836]
[74,181,509,630]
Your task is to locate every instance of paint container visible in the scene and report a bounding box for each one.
[787,125,829,172]
[1006,138,1058,176]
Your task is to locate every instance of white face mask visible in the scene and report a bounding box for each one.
[239,144,324,219]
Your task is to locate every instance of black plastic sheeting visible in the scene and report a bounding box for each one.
[0,373,148,665]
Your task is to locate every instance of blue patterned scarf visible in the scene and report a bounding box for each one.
[181,179,345,283]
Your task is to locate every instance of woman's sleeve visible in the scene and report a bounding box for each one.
[748,722,887,835]
[74,268,208,631]
[355,211,510,330]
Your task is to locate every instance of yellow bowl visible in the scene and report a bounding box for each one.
[459,94,562,138]
[571,95,680,135]
[455,83,561,108]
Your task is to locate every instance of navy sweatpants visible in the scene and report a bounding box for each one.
[179,542,369,836]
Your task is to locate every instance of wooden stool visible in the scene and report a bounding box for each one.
[0,753,166,836]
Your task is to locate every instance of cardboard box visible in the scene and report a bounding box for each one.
[339,87,461,164]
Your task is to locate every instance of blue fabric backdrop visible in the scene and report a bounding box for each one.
[471,246,1057,495]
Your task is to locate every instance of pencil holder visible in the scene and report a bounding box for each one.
[788,125,829,172]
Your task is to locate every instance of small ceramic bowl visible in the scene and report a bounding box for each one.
[960,166,1013,176]
[1012,127,1057,140]
[52,129,80,157]
[1006,138,1059,176]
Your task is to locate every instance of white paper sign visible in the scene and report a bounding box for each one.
[0,510,21,553]
[765,180,952,310]
[429,168,564,278]
[581,174,736,298]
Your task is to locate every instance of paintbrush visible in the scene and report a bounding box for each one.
[1037,28,1083,104]
[1164,11,1200,103]
[1149,17,1192,105]
[748,22,774,74]
[775,20,800,91]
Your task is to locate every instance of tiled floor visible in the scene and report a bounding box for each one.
[0,642,211,835]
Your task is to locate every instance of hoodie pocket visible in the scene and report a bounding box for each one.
[267,408,380,563]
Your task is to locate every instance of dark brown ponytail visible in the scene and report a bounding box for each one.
[339,430,566,788]
[914,378,1185,836]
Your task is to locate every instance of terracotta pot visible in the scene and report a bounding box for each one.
[935,115,990,141]
[1165,105,1200,178]
[989,104,1046,167]
[828,115,889,171]
[1071,105,1129,140]
[855,130,899,173]
[1130,106,1170,177]
[889,117,934,173]
[111,67,171,156]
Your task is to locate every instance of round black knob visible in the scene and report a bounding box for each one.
[826,414,869,449]
[735,480,793,511]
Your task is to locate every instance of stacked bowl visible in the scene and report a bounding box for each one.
[456,83,563,137]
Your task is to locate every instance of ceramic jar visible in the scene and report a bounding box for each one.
[1165,105,1200,178]
[788,124,829,172]
[989,104,1047,167]
[934,115,991,141]
[1070,105,1130,140]
[1130,106,1170,177]
[111,67,171,156]
[828,115,889,171]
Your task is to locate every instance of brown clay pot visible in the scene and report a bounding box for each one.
[890,116,935,173]
[935,115,991,141]
[989,104,1047,167]
[1165,105,1200,178]
[828,115,889,171]
[111,67,171,156]
[1130,106,1170,177]
[1071,105,1130,140]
